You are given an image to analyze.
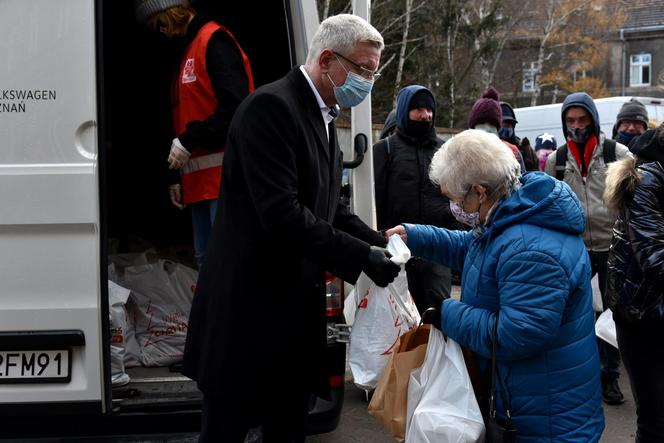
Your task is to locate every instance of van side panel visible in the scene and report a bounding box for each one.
[0,0,101,406]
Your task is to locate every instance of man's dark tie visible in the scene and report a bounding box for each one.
[328,120,336,158]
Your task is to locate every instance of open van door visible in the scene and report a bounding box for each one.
[0,0,371,437]
[0,0,103,413]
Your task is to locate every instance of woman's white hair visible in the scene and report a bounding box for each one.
[430,129,521,198]
[305,14,384,65]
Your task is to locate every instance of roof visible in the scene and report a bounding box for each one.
[623,0,664,29]
[506,0,664,36]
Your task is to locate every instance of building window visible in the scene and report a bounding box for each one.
[630,53,651,87]
[522,62,537,92]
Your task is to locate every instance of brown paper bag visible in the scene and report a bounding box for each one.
[368,324,430,442]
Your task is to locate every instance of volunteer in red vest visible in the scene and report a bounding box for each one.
[135,0,254,269]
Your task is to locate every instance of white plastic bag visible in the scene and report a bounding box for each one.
[591,275,603,313]
[406,327,485,443]
[119,260,198,367]
[108,264,142,368]
[108,280,132,386]
[349,235,421,390]
[595,308,618,349]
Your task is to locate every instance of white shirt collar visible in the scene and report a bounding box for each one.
[300,66,336,129]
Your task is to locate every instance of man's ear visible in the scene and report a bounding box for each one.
[319,49,335,73]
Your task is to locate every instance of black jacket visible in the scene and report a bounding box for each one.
[373,129,456,231]
[176,13,250,151]
[606,128,664,329]
[182,68,385,405]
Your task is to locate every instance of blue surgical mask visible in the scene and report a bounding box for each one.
[450,201,480,228]
[327,56,374,108]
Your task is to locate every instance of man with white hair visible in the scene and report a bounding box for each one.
[182,14,399,442]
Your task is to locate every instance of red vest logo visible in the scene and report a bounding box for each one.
[182,58,197,84]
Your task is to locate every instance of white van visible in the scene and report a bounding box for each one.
[514,96,664,146]
[0,0,377,437]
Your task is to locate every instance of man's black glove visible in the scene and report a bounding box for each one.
[364,246,400,287]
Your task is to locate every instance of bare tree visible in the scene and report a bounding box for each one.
[321,0,331,19]
[521,0,626,106]
[393,0,413,107]
[475,0,532,88]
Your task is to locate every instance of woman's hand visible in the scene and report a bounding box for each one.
[385,225,407,243]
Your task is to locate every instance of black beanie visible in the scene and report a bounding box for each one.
[617,98,649,130]
[409,90,435,112]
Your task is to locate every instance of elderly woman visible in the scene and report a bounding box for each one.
[387,129,604,441]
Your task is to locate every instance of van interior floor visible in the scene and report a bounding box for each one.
[111,366,202,412]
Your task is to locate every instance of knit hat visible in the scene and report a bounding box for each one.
[500,102,518,124]
[616,98,649,130]
[534,133,557,151]
[409,90,435,112]
[135,0,188,22]
[468,87,502,130]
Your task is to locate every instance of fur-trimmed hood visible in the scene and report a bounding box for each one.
[604,157,639,214]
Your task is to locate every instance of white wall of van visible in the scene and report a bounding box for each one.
[0,0,102,405]
[514,96,664,147]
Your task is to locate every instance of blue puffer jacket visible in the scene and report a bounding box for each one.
[405,172,604,442]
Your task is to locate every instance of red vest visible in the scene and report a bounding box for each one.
[173,21,254,204]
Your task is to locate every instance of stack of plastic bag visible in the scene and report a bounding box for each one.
[118,259,197,367]
[108,280,132,386]
[349,234,421,390]
[108,262,143,367]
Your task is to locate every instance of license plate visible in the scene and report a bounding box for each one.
[0,350,70,383]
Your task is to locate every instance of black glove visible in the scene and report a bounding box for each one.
[405,258,450,330]
[364,246,401,287]
[421,306,442,330]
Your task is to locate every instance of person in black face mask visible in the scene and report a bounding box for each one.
[544,91,633,407]
[612,98,649,146]
[373,85,457,301]
[500,101,539,171]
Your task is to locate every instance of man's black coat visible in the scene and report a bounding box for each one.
[182,67,385,406]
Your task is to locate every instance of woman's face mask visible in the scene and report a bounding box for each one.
[327,55,374,108]
[449,193,481,228]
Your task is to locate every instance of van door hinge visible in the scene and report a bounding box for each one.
[327,323,351,344]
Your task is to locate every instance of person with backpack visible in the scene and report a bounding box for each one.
[373,85,457,301]
[544,92,632,406]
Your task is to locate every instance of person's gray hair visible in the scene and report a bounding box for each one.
[305,14,384,65]
[429,129,521,198]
